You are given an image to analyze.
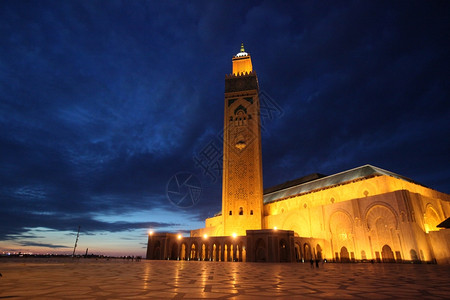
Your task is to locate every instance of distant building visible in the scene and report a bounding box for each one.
[147,45,450,264]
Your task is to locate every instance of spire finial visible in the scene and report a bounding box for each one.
[240,42,245,52]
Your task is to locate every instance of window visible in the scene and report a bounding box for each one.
[250,210,253,215]
[229,210,232,215]
[239,207,243,215]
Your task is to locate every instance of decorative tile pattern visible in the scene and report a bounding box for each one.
[0,259,449,299]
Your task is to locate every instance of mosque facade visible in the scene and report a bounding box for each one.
[146,45,450,264]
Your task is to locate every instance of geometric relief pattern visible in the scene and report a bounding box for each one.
[282,212,310,237]
[423,204,441,232]
[365,204,398,249]
[329,210,353,239]
[366,204,397,231]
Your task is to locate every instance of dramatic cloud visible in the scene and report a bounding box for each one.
[0,0,448,255]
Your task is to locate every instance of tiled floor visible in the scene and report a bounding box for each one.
[1,258,449,299]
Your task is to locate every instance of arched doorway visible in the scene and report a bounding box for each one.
[190,243,197,260]
[256,238,266,262]
[340,246,350,263]
[316,244,323,260]
[410,249,419,262]
[294,243,301,262]
[361,250,367,261]
[381,245,395,263]
[304,243,312,261]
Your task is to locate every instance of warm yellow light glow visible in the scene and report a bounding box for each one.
[203,234,208,239]
[232,233,237,238]
[148,230,153,235]
[274,226,277,230]
[177,234,182,240]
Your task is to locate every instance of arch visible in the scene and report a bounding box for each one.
[316,244,323,260]
[329,210,354,236]
[340,246,350,263]
[361,250,367,260]
[294,243,301,262]
[424,204,442,233]
[255,238,266,262]
[239,207,244,215]
[381,245,395,263]
[190,243,197,260]
[365,202,398,231]
[234,104,247,115]
[410,249,419,262]
[303,243,312,261]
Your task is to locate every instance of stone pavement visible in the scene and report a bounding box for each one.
[1,258,449,299]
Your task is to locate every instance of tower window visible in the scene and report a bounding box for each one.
[229,210,232,215]
[250,210,253,215]
[239,207,243,215]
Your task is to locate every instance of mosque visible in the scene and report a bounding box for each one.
[146,45,450,264]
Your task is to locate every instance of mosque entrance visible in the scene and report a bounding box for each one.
[382,245,395,263]
[340,246,350,262]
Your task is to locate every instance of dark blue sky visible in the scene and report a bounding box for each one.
[1,0,449,256]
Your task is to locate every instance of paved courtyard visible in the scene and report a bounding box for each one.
[1,258,449,299]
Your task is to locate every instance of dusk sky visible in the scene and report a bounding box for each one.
[1,1,449,256]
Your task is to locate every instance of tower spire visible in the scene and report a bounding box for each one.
[240,42,245,52]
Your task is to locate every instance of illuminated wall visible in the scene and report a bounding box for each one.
[263,175,450,263]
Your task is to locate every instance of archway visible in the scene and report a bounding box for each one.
[381,245,395,263]
[361,250,367,261]
[340,246,350,263]
[255,238,266,262]
[190,243,197,260]
[410,249,419,262]
[294,243,301,262]
[303,243,312,261]
[316,244,323,260]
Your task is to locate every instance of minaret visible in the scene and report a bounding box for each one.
[222,43,264,236]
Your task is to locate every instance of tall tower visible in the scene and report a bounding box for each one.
[222,43,264,236]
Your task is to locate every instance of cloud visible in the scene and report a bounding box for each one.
[17,241,71,249]
[0,1,449,254]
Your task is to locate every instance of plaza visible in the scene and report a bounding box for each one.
[1,258,449,299]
